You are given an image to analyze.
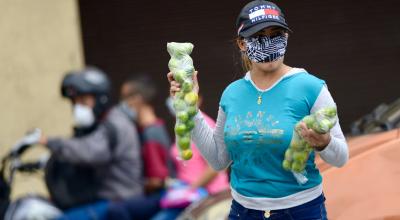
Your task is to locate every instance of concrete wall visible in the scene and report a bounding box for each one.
[0,0,83,198]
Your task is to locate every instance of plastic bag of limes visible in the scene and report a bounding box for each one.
[283,106,337,184]
[167,42,198,160]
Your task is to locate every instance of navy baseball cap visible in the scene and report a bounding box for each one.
[236,0,291,38]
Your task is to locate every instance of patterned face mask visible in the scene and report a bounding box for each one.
[244,35,288,63]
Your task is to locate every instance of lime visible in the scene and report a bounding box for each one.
[321,107,337,117]
[173,70,186,83]
[290,139,305,151]
[174,123,187,136]
[168,59,179,71]
[314,119,330,134]
[293,151,308,163]
[184,92,198,105]
[178,136,191,150]
[173,99,186,111]
[291,161,305,173]
[177,111,189,122]
[282,160,292,171]
[284,149,293,161]
[181,149,193,160]
[186,120,195,131]
[175,91,185,99]
[187,106,198,118]
[182,81,193,93]
[302,115,315,128]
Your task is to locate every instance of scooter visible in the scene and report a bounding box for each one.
[0,129,62,220]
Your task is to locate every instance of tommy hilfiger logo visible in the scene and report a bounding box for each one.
[248,5,280,23]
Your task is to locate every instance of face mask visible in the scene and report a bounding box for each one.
[73,104,95,128]
[244,34,288,63]
[119,101,137,121]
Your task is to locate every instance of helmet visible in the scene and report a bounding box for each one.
[61,67,111,119]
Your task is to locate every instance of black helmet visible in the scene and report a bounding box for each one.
[61,66,112,119]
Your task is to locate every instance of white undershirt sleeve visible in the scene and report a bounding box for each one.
[311,85,349,167]
[191,107,232,171]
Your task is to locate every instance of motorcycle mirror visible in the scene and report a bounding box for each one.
[10,128,42,157]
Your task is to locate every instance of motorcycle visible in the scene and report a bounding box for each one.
[0,129,62,220]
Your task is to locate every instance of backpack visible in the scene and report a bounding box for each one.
[44,121,118,210]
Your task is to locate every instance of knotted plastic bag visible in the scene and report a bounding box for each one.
[167,42,198,160]
[283,106,337,184]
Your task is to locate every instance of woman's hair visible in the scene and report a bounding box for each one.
[236,37,252,72]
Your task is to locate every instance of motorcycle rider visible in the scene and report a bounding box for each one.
[107,74,172,220]
[39,67,143,219]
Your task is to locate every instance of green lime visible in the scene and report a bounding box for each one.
[314,119,330,134]
[291,161,305,173]
[182,81,193,93]
[181,149,193,160]
[302,115,315,128]
[177,111,189,122]
[284,149,293,161]
[187,106,198,118]
[321,107,337,118]
[173,70,186,83]
[178,136,191,150]
[174,123,187,136]
[293,151,308,163]
[282,160,292,171]
[168,59,179,71]
[184,92,198,105]
[290,140,305,151]
[175,91,185,99]
[186,120,195,131]
[173,99,186,111]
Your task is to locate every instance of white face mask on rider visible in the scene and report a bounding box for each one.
[119,101,138,121]
[73,104,95,127]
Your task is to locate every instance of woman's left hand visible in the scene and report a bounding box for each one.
[298,122,331,151]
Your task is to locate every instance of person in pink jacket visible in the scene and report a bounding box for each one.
[152,97,230,220]
[170,112,229,195]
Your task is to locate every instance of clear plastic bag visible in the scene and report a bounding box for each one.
[283,106,338,184]
[167,42,198,160]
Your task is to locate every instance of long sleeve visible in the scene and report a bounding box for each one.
[191,107,232,171]
[311,85,349,167]
[47,124,113,165]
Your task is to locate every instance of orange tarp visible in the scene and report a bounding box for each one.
[321,129,400,220]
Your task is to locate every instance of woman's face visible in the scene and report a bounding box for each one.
[238,27,288,73]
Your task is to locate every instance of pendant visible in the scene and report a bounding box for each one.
[257,95,262,105]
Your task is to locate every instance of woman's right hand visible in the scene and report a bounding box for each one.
[167,71,199,97]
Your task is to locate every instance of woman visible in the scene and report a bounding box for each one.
[168,0,348,219]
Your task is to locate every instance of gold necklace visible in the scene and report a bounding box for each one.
[257,91,264,105]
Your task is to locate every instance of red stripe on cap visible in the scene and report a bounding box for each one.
[264,9,279,16]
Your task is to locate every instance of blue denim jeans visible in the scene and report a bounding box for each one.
[107,192,163,220]
[56,200,109,220]
[228,194,328,220]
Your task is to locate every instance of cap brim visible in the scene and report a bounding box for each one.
[239,22,292,38]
